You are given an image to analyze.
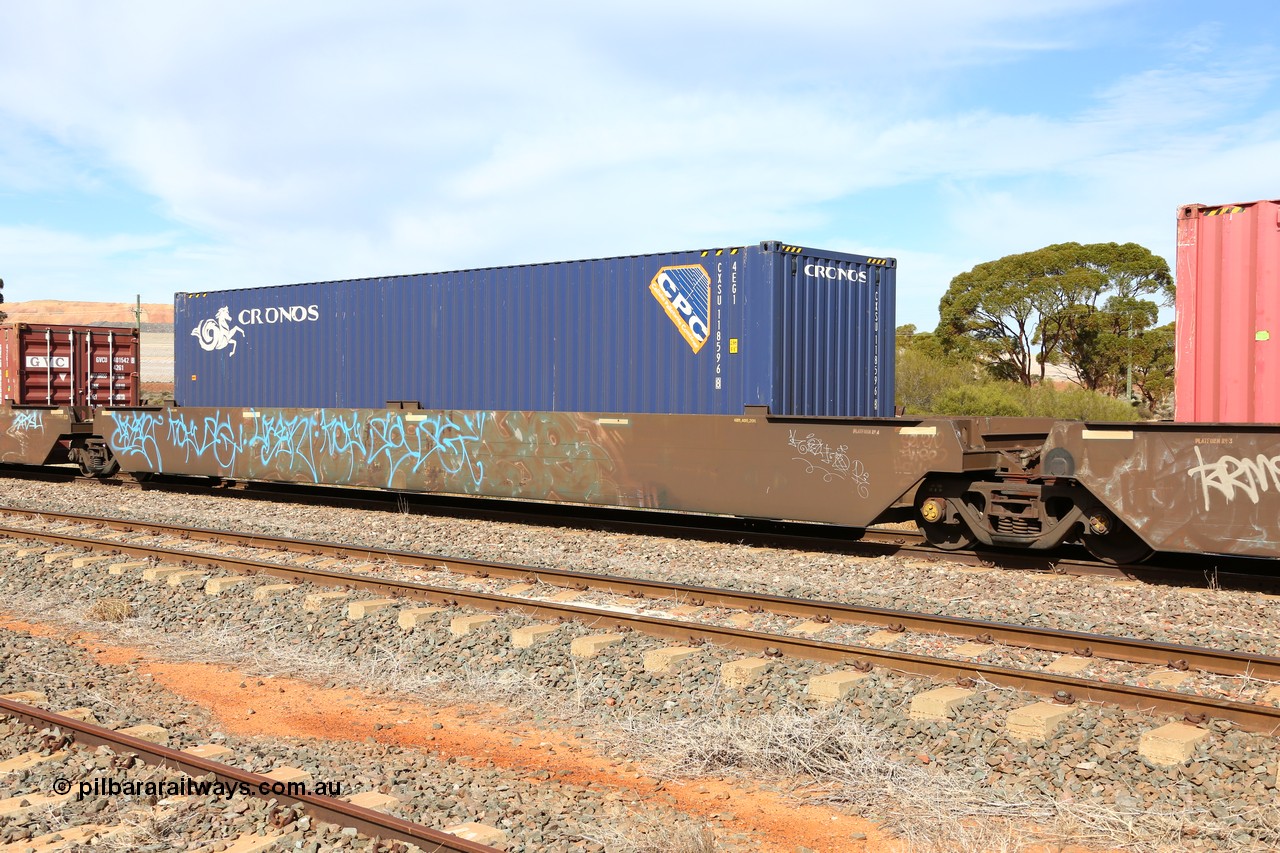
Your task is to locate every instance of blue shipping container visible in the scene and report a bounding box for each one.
[175,241,896,417]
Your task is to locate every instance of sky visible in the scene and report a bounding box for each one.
[0,1,1277,330]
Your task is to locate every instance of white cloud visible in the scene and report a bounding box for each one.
[0,225,189,301]
[0,1,1274,336]
[0,226,174,259]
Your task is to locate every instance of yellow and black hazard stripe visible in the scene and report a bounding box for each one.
[700,247,744,257]
[865,258,890,266]
[777,245,804,254]
[1204,206,1245,216]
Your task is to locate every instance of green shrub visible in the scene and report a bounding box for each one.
[1015,384,1140,421]
[895,349,975,415]
[930,384,1028,417]
[899,350,1143,421]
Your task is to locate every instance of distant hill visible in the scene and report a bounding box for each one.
[2,300,173,326]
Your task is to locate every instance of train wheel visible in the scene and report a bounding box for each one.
[921,519,977,550]
[77,456,119,478]
[73,442,119,478]
[916,494,976,551]
[1082,509,1152,565]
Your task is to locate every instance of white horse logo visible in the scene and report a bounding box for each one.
[192,306,245,356]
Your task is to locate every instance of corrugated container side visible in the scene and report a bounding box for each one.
[1175,200,1280,423]
[772,248,896,417]
[176,242,893,417]
[0,324,140,407]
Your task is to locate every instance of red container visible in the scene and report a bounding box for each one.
[0,324,140,407]
[1175,199,1280,423]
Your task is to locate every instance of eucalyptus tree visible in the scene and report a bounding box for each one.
[936,242,1172,390]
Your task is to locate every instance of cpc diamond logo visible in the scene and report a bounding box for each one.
[649,264,711,353]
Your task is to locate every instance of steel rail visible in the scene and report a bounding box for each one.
[0,467,1156,573]
[6,471,1275,589]
[99,477,1128,574]
[0,698,500,852]
[4,522,1280,734]
[1,509,1276,680]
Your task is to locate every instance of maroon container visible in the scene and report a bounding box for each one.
[0,324,140,407]
[1175,199,1280,423]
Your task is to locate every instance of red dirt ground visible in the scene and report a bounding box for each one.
[1,617,1119,852]
[2,617,885,851]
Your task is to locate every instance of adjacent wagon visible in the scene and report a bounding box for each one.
[0,323,139,408]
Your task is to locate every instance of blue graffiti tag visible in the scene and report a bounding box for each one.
[166,411,239,469]
[415,411,486,486]
[10,410,45,432]
[106,408,500,492]
[360,411,485,487]
[109,411,164,469]
[314,410,365,481]
[247,412,319,480]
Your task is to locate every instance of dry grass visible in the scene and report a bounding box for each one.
[605,707,1280,852]
[587,807,721,853]
[86,597,133,622]
[9,590,1280,851]
[88,798,307,851]
[92,803,208,851]
[605,707,1036,852]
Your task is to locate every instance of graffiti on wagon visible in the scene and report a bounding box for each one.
[787,429,870,497]
[104,409,621,499]
[1188,445,1280,510]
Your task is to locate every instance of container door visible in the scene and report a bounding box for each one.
[1175,200,1280,423]
[81,328,92,406]
[773,249,894,417]
[63,328,77,406]
[86,328,108,407]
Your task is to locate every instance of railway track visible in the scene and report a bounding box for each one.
[0,695,502,852]
[1,507,1279,737]
[5,465,1276,592]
